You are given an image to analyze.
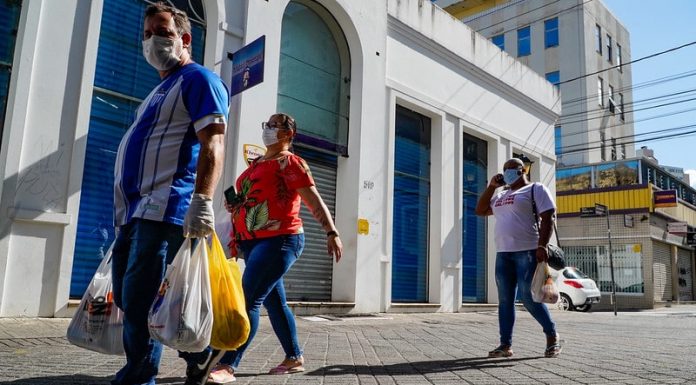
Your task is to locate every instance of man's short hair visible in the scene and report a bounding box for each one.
[145,2,192,54]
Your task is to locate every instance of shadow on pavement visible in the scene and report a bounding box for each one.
[0,376,193,385]
[0,375,113,385]
[307,356,542,376]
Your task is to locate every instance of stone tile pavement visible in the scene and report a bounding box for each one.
[1,306,695,384]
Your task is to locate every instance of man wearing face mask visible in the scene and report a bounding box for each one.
[110,4,229,385]
[475,157,562,359]
[205,113,342,384]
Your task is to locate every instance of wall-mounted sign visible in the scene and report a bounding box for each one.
[624,214,634,228]
[654,189,678,208]
[243,144,265,166]
[667,221,688,234]
[357,218,369,235]
[229,35,265,97]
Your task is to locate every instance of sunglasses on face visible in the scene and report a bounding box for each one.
[261,121,290,130]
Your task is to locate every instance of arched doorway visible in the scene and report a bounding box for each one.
[277,0,350,301]
[70,0,207,297]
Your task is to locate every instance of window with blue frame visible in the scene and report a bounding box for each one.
[70,0,206,297]
[462,133,487,302]
[554,125,562,156]
[517,26,531,57]
[491,34,504,51]
[392,106,430,303]
[545,71,560,88]
[0,1,21,143]
[544,17,558,48]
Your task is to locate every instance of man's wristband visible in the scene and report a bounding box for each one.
[327,230,339,238]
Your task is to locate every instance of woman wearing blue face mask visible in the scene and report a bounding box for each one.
[475,157,561,359]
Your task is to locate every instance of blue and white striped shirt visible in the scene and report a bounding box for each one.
[114,63,229,227]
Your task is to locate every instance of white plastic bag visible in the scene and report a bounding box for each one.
[67,243,125,355]
[531,261,560,304]
[148,238,213,352]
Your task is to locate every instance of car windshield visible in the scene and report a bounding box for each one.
[563,267,589,279]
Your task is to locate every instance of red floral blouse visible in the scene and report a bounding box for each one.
[229,154,314,251]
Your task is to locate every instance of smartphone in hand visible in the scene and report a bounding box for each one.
[224,185,237,205]
[495,174,505,186]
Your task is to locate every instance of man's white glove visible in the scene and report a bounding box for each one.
[183,193,215,238]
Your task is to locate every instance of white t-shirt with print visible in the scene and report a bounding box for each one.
[490,182,556,252]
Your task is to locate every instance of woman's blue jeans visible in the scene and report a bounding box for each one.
[219,234,304,369]
[495,250,557,346]
[110,219,211,385]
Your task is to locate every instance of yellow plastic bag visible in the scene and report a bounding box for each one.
[207,232,250,350]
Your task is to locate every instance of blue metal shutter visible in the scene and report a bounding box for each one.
[70,0,206,297]
[462,133,487,302]
[392,106,430,302]
[0,1,21,133]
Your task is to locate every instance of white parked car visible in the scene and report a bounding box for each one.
[551,267,601,312]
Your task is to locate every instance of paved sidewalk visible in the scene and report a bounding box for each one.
[1,306,695,384]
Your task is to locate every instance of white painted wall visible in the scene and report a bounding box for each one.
[0,0,558,316]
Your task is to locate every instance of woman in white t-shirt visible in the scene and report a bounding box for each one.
[475,157,561,358]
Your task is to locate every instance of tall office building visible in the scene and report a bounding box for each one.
[436,0,635,166]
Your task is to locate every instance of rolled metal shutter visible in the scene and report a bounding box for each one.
[284,146,337,301]
[652,242,673,302]
[677,248,694,301]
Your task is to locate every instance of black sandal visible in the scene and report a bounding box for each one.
[544,335,562,358]
[488,345,513,358]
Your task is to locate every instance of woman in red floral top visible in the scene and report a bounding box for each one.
[208,113,342,384]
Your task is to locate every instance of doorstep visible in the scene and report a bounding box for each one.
[387,303,442,313]
[285,302,356,316]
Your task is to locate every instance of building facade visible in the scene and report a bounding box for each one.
[437,0,635,166]
[556,158,696,309]
[0,0,559,317]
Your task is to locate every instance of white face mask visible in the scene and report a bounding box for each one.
[262,127,279,147]
[142,35,183,71]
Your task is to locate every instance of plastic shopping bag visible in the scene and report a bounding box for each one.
[67,243,125,355]
[208,232,250,350]
[531,261,560,304]
[148,238,213,352]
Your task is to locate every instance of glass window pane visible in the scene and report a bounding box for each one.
[545,71,560,87]
[556,166,592,191]
[544,17,558,48]
[517,26,530,57]
[278,2,349,150]
[491,34,504,50]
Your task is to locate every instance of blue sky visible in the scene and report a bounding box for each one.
[603,0,696,186]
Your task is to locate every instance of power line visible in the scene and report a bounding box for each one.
[476,0,561,33]
[558,87,696,121]
[557,106,696,141]
[560,68,696,108]
[558,40,696,85]
[557,124,696,155]
[560,123,696,151]
[558,95,696,126]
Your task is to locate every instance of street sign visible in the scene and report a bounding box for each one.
[580,207,596,217]
[594,203,607,216]
[668,222,688,234]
